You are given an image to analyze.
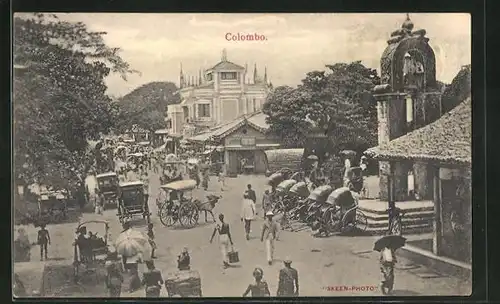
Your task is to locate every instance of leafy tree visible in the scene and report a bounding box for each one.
[263,61,380,159]
[441,64,471,113]
[115,81,180,133]
[13,13,137,188]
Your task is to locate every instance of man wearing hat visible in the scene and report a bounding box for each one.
[277,257,299,296]
[261,211,279,265]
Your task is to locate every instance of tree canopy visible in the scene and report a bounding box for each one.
[262,61,380,158]
[13,13,137,188]
[114,81,180,133]
[441,64,471,113]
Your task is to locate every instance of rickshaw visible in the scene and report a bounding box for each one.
[96,172,119,209]
[303,185,334,225]
[37,191,68,224]
[157,179,200,229]
[313,187,368,235]
[117,181,151,224]
[73,220,110,280]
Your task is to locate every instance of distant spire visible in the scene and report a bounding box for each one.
[264,66,268,83]
[199,69,202,85]
[179,63,185,88]
[191,76,195,87]
[221,49,227,62]
[253,63,258,84]
[187,75,190,86]
[245,62,248,72]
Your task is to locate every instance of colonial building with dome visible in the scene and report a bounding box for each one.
[166,49,272,137]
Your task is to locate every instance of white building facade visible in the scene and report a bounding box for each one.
[166,49,271,137]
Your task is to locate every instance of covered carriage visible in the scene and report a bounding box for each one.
[73,220,110,280]
[117,181,151,224]
[157,180,200,229]
[36,191,68,224]
[95,172,119,209]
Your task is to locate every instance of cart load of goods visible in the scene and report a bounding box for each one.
[164,270,202,297]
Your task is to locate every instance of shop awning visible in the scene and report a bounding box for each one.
[256,143,280,148]
[154,129,169,135]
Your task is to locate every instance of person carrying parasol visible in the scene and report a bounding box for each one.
[373,234,406,295]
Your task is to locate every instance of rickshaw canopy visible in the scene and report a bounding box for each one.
[289,182,310,198]
[326,187,356,206]
[307,185,334,202]
[96,172,118,179]
[160,179,197,191]
[267,173,284,187]
[276,179,297,193]
[119,181,144,188]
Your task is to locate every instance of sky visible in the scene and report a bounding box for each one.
[41,13,470,97]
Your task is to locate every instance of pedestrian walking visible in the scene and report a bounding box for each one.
[242,268,271,297]
[95,189,104,215]
[146,223,157,259]
[202,168,210,191]
[277,257,299,296]
[105,250,123,297]
[218,164,226,191]
[210,213,234,269]
[261,211,279,265]
[379,246,396,294]
[37,224,51,261]
[246,184,256,203]
[241,193,256,240]
[262,190,272,219]
[142,260,164,297]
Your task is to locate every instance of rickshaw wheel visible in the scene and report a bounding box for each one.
[323,208,339,233]
[159,204,176,227]
[355,210,368,231]
[179,203,198,229]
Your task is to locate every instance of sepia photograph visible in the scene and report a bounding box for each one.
[13,12,472,298]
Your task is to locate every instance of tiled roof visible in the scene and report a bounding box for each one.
[365,98,471,164]
[187,111,270,143]
[209,60,245,71]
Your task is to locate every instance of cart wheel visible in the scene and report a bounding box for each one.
[179,204,197,229]
[159,205,176,227]
[355,210,368,232]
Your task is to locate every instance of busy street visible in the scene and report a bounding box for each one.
[13,13,472,298]
[14,166,470,297]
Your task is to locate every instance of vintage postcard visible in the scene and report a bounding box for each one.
[13,13,471,298]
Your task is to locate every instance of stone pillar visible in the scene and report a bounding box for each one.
[432,169,443,255]
[393,162,408,201]
[379,161,390,200]
[414,161,430,199]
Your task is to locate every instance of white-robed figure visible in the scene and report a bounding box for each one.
[261,211,279,265]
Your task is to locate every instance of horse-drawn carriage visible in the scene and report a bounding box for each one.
[96,172,119,209]
[73,220,110,280]
[36,191,68,224]
[117,181,151,224]
[157,180,200,229]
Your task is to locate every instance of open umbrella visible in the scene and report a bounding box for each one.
[373,235,407,252]
[340,150,357,157]
[114,229,151,258]
[307,155,319,161]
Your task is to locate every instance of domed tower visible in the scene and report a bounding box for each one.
[373,14,443,201]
